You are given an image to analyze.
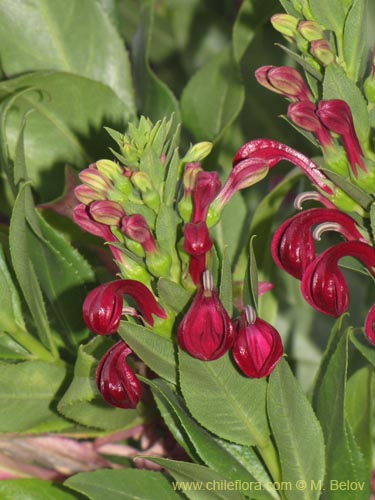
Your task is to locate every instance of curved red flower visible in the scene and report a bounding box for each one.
[96,341,142,409]
[271,208,365,279]
[83,280,167,334]
[301,241,375,317]
[233,139,333,194]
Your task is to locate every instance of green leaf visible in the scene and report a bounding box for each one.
[0,333,29,361]
[1,71,131,199]
[149,379,277,500]
[350,329,375,366]
[141,457,243,500]
[243,236,259,311]
[0,0,135,110]
[9,183,55,355]
[118,323,177,384]
[268,359,325,500]
[181,46,245,142]
[132,0,180,125]
[157,278,191,312]
[323,64,369,145]
[309,0,346,33]
[345,366,374,469]
[27,212,95,347]
[343,0,368,81]
[66,469,180,500]
[0,360,66,432]
[58,339,140,431]
[0,243,26,334]
[179,350,270,446]
[218,247,233,315]
[312,326,370,499]
[321,168,372,210]
[0,479,80,500]
[233,0,279,63]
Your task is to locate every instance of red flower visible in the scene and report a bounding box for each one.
[301,241,375,317]
[233,139,333,194]
[317,100,366,176]
[96,341,142,409]
[178,271,234,360]
[121,214,157,253]
[271,208,365,279]
[191,171,221,223]
[83,280,167,335]
[255,66,313,102]
[183,222,213,285]
[232,306,283,378]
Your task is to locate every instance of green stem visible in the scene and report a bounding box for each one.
[257,437,282,484]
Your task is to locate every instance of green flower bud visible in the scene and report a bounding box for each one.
[178,197,193,222]
[298,20,324,41]
[310,39,335,66]
[124,237,145,258]
[182,142,213,163]
[96,159,123,179]
[116,259,152,287]
[146,249,171,277]
[131,171,153,192]
[271,14,298,37]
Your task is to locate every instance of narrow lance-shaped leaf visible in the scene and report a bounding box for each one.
[268,359,325,500]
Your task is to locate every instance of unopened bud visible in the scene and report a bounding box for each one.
[146,249,171,277]
[310,39,335,66]
[298,20,324,41]
[79,168,112,193]
[96,159,123,179]
[182,142,213,163]
[271,14,298,37]
[90,200,125,225]
[74,185,105,204]
[131,171,153,193]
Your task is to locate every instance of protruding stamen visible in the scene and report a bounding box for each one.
[313,222,346,241]
[294,191,336,210]
[244,305,257,325]
[202,270,214,292]
[122,306,138,317]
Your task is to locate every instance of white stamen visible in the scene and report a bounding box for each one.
[313,222,342,241]
[244,305,257,325]
[202,270,214,291]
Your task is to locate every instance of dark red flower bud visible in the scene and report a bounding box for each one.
[72,204,124,262]
[233,139,333,195]
[121,214,157,253]
[192,171,221,223]
[255,65,313,102]
[183,222,213,284]
[96,341,142,409]
[271,208,365,279]
[183,222,213,256]
[288,101,333,148]
[83,280,167,334]
[317,100,366,176]
[232,306,283,378]
[215,157,269,208]
[301,241,375,317]
[178,271,235,360]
